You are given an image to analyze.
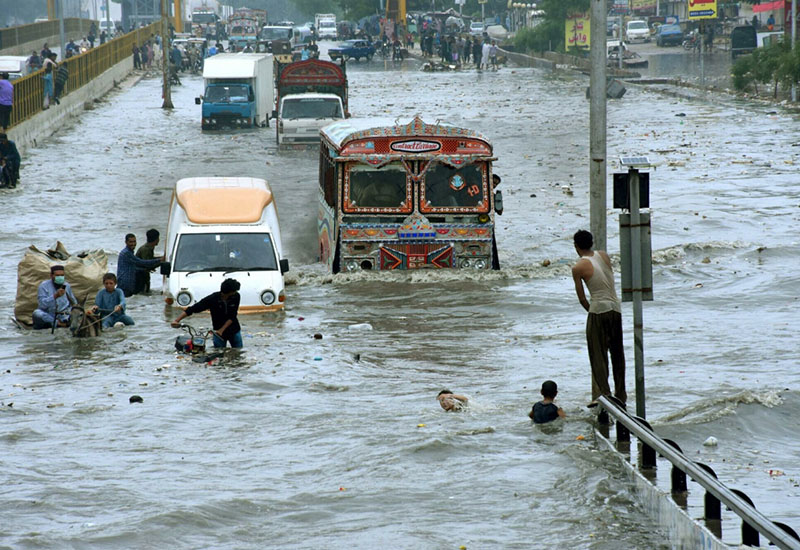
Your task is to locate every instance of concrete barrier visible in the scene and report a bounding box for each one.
[498,48,556,70]
[7,57,134,155]
[596,431,731,550]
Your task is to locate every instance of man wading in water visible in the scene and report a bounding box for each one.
[571,230,627,407]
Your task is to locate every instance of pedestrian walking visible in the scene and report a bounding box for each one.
[132,45,142,70]
[473,39,482,68]
[0,73,13,131]
[481,39,490,70]
[100,30,107,45]
[571,230,627,407]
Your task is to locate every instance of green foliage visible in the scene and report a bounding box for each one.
[731,40,800,99]
[514,21,563,53]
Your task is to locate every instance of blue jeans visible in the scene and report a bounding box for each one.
[212,330,242,349]
[102,313,135,329]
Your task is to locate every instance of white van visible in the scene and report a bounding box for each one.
[0,56,30,81]
[625,20,650,43]
[162,177,289,313]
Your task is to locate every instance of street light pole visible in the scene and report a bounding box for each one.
[58,0,66,62]
[792,0,797,102]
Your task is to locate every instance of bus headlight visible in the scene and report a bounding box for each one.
[345,259,359,272]
[474,259,487,269]
[260,290,276,305]
[176,291,192,306]
[459,258,471,268]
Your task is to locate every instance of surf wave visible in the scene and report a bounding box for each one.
[654,389,783,426]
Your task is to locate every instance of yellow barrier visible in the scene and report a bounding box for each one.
[7,23,160,129]
[0,19,97,52]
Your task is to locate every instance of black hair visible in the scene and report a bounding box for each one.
[438,389,452,397]
[145,228,160,243]
[573,230,593,251]
[125,233,136,241]
[220,278,241,294]
[0,73,8,80]
[102,272,117,283]
[541,380,558,399]
[50,264,65,274]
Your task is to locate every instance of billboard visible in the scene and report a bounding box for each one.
[688,0,718,20]
[565,13,590,49]
[631,0,657,10]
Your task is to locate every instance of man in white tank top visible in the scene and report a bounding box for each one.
[571,230,627,406]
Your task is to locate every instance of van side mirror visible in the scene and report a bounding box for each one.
[280,258,290,274]
[195,96,202,104]
[160,261,171,276]
[494,191,504,215]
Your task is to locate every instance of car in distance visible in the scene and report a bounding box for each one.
[470,21,485,36]
[655,23,683,46]
[328,39,375,62]
[625,20,650,43]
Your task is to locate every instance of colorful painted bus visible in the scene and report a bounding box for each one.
[318,116,503,272]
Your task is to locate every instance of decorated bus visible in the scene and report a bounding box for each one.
[318,116,503,272]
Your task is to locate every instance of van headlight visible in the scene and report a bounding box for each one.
[345,259,359,272]
[176,291,193,306]
[260,290,276,305]
[459,258,471,268]
[474,258,487,269]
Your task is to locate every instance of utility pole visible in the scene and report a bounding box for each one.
[793,0,797,102]
[589,0,607,251]
[161,0,173,109]
[58,0,66,62]
[105,0,111,35]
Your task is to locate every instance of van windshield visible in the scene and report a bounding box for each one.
[260,27,291,40]
[282,97,342,119]
[205,84,251,103]
[173,233,278,272]
[628,21,647,30]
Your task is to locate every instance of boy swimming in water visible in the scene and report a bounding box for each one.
[528,380,566,424]
[437,389,468,411]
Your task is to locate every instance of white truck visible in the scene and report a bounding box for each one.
[315,13,337,40]
[195,53,274,129]
[274,59,348,148]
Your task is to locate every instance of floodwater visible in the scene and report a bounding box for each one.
[1,48,799,549]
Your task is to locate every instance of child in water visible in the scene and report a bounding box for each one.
[528,380,566,424]
[437,389,468,411]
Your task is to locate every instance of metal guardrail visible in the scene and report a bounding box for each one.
[597,396,800,550]
[7,23,160,129]
[0,19,96,52]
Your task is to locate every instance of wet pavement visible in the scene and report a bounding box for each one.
[1,45,799,548]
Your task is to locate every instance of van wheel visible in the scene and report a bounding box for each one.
[366,53,373,61]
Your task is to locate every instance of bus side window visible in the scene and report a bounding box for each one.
[323,151,336,207]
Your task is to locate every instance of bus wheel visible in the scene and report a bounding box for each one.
[491,236,500,270]
[332,241,341,274]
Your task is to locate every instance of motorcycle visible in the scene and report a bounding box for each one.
[682,31,700,51]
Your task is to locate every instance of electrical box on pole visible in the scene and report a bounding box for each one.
[615,156,653,419]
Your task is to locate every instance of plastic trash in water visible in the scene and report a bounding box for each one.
[348,323,373,331]
[703,436,718,447]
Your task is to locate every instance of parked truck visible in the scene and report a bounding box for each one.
[196,53,274,130]
[274,59,348,148]
[315,13,337,39]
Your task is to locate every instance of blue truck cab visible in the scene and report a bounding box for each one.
[195,53,274,130]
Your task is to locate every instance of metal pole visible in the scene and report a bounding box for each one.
[629,168,645,418]
[700,20,705,87]
[161,0,173,108]
[105,0,111,35]
[590,0,607,251]
[619,15,623,70]
[792,0,797,102]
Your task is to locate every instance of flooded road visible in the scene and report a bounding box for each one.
[1,50,799,548]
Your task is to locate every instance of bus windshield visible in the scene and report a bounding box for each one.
[347,163,409,210]
[282,97,342,119]
[260,27,292,40]
[421,162,487,211]
[173,233,278,272]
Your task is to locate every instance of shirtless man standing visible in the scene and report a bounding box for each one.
[571,230,627,407]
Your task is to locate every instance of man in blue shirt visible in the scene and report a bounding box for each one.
[93,273,134,328]
[117,233,162,297]
[32,265,78,329]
